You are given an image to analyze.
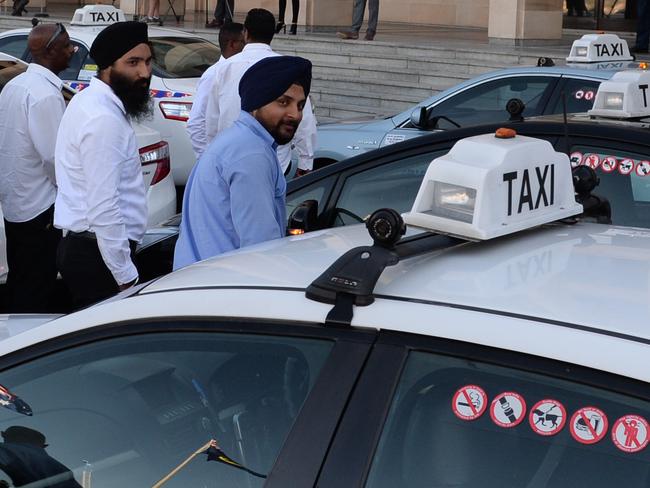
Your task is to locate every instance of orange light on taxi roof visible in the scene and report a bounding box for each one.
[495,128,517,139]
[288,228,305,235]
[640,61,648,70]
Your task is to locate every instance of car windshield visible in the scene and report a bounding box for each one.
[150,36,220,78]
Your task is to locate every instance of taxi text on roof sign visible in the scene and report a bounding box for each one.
[402,131,583,241]
[566,33,633,63]
[589,69,650,118]
[70,5,126,26]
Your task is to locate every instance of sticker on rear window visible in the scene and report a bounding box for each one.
[619,158,635,175]
[570,152,583,168]
[490,391,526,428]
[601,156,617,173]
[612,415,649,453]
[529,399,566,436]
[452,385,487,421]
[584,154,601,169]
[636,161,650,177]
[570,406,608,444]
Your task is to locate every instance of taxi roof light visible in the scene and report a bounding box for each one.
[566,33,633,63]
[71,5,126,26]
[402,131,583,240]
[589,70,650,118]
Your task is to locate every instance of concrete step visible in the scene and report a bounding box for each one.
[312,75,436,100]
[312,85,419,113]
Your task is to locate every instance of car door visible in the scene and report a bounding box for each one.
[544,76,603,115]
[318,329,650,487]
[380,75,560,147]
[0,318,374,487]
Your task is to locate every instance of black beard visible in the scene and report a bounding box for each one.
[109,70,152,121]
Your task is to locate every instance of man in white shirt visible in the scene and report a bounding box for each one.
[186,22,244,160]
[204,8,317,176]
[0,23,74,312]
[55,21,150,310]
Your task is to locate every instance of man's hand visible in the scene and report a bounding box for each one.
[118,278,138,291]
[295,168,311,177]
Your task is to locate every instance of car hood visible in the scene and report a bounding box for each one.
[0,314,62,340]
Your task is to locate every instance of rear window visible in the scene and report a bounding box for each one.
[150,36,220,78]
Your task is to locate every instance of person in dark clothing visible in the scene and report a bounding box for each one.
[206,0,234,28]
[634,0,650,53]
[0,426,82,488]
[276,0,299,35]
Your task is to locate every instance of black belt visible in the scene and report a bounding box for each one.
[68,231,138,250]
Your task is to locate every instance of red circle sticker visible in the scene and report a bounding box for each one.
[570,407,608,444]
[452,385,488,421]
[584,154,601,169]
[570,151,584,168]
[601,156,617,173]
[585,90,595,101]
[636,161,650,177]
[490,392,526,428]
[612,415,650,453]
[619,159,635,175]
[575,90,585,100]
[529,399,567,436]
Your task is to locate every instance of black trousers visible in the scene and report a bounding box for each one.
[4,205,61,313]
[213,0,233,22]
[57,233,137,311]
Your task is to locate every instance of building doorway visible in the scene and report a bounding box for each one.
[563,0,637,31]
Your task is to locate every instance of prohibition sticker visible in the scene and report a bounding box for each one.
[569,152,583,168]
[490,392,526,428]
[636,161,650,177]
[529,399,567,436]
[584,154,601,169]
[612,415,649,453]
[619,158,635,175]
[585,90,595,101]
[601,156,617,173]
[452,385,488,421]
[570,407,608,444]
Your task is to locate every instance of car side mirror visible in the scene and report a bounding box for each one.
[287,199,318,235]
[409,106,428,129]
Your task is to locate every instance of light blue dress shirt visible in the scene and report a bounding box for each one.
[173,111,287,269]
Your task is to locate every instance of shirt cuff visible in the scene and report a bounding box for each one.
[297,157,313,171]
[113,262,139,286]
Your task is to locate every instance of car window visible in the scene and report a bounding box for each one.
[332,150,448,226]
[548,78,601,114]
[428,76,556,128]
[150,37,220,78]
[569,145,650,228]
[0,35,28,59]
[0,328,333,487]
[366,350,650,488]
[23,40,90,82]
[286,175,337,223]
[0,59,26,92]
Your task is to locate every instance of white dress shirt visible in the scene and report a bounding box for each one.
[54,77,147,285]
[0,63,65,222]
[186,55,226,160]
[204,43,317,172]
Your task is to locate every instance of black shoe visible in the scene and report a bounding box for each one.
[275,21,286,34]
[205,18,223,28]
[289,23,297,35]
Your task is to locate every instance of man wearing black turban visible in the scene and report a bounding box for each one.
[54,21,152,309]
[174,56,312,269]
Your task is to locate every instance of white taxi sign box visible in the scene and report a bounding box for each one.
[71,5,126,26]
[566,33,633,63]
[588,70,650,118]
[402,132,583,241]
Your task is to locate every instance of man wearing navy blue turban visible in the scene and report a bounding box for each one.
[173,56,312,269]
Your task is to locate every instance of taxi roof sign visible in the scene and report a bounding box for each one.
[588,69,650,118]
[70,5,126,26]
[566,33,633,63]
[402,132,583,240]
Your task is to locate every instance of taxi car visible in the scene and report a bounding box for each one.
[0,4,221,185]
[288,67,650,233]
[314,33,640,168]
[0,129,648,487]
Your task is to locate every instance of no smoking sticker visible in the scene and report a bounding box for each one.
[452,385,487,421]
[612,415,649,453]
[529,399,567,436]
[490,391,526,428]
[570,407,608,444]
[601,156,617,173]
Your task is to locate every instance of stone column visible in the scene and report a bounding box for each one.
[488,0,564,41]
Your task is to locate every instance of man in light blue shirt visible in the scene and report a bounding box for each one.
[174,56,312,269]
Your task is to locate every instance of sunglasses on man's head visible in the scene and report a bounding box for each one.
[44,23,66,50]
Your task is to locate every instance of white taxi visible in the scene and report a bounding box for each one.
[0,118,648,487]
[0,4,221,186]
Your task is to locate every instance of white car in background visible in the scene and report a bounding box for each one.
[0,53,176,284]
[0,4,221,186]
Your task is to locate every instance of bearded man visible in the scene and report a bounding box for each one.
[173,56,312,269]
[54,21,151,309]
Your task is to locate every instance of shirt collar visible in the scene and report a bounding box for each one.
[238,111,277,149]
[89,76,127,116]
[242,43,274,54]
[26,63,63,90]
